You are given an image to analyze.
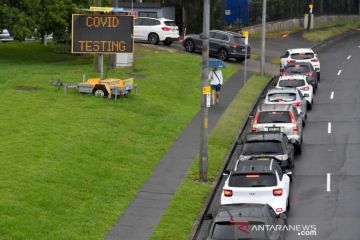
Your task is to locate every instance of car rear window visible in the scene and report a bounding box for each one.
[229,173,277,187]
[212,221,267,239]
[233,36,245,44]
[284,65,309,74]
[243,141,284,155]
[279,79,305,88]
[291,52,314,60]
[268,93,296,102]
[258,111,291,123]
[164,21,177,26]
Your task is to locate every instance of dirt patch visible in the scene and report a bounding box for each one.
[15,86,42,92]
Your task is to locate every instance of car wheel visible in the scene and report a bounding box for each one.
[302,120,306,127]
[295,144,302,155]
[184,40,195,52]
[307,101,312,110]
[93,87,108,97]
[218,48,228,61]
[317,72,320,82]
[148,33,160,45]
[287,196,291,211]
[163,40,172,46]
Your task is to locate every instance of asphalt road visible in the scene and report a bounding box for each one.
[194,32,360,240]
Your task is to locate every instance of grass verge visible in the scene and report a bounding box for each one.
[150,74,268,240]
[251,27,302,39]
[302,20,360,42]
[0,42,237,239]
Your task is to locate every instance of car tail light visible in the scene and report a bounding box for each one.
[287,60,296,64]
[230,221,248,225]
[224,189,233,197]
[289,111,299,133]
[231,44,241,49]
[306,72,313,76]
[246,174,260,178]
[273,188,283,196]
[293,101,301,107]
[311,58,319,62]
[300,86,309,91]
[276,208,283,212]
[162,27,172,31]
[282,72,289,76]
[251,112,260,132]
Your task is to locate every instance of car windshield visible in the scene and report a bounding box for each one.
[229,173,277,187]
[212,221,267,240]
[268,93,296,102]
[279,80,305,88]
[164,21,177,26]
[291,52,314,60]
[233,36,245,44]
[258,111,291,123]
[284,65,309,74]
[243,141,284,155]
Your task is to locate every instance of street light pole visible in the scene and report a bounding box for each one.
[200,0,210,182]
[260,0,266,75]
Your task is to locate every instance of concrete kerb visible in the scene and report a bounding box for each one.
[189,74,278,240]
[188,30,354,240]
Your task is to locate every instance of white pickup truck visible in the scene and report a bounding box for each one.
[0,29,13,42]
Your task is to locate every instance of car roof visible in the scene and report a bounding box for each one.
[234,160,277,174]
[245,132,285,142]
[136,17,174,21]
[214,204,269,222]
[288,48,314,54]
[258,103,292,111]
[267,87,298,94]
[210,29,243,37]
[279,75,307,81]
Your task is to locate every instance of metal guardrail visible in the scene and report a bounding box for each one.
[190,75,278,240]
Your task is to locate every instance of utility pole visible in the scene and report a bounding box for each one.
[199,0,210,182]
[109,0,118,69]
[94,0,103,76]
[260,0,266,75]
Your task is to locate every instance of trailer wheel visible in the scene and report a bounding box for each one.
[93,86,108,97]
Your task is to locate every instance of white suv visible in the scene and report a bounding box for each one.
[0,29,13,42]
[280,48,321,80]
[134,17,179,46]
[221,160,291,215]
[276,75,313,107]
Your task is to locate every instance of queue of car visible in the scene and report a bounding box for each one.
[205,48,321,240]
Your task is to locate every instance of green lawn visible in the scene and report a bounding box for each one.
[150,74,268,240]
[0,42,237,240]
[302,20,360,42]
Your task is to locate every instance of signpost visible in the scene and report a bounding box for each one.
[243,31,249,84]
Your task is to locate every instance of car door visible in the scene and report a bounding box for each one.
[134,18,146,40]
[292,107,303,139]
[210,32,229,55]
[283,134,294,161]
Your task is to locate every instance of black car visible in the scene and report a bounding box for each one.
[183,30,251,61]
[205,204,286,240]
[238,132,295,171]
[281,62,318,93]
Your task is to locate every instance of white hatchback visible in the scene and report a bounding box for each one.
[276,75,313,108]
[221,159,291,215]
[134,17,179,45]
[280,48,321,80]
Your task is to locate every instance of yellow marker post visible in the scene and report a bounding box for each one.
[202,86,211,94]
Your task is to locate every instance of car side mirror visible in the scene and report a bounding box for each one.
[204,213,213,220]
[290,139,297,145]
[303,93,309,97]
[248,113,254,119]
[279,213,287,220]
[223,170,230,176]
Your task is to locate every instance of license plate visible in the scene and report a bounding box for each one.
[268,127,280,132]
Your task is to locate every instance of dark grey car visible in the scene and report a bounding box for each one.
[205,204,286,240]
[281,62,318,92]
[183,30,251,61]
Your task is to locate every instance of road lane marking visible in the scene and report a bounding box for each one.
[347,55,351,60]
[330,91,334,99]
[327,173,331,192]
[328,122,332,134]
[337,70,342,76]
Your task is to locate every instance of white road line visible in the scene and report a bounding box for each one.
[327,173,331,192]
[337,70,342,76]
[347,55,352,60]
[330,91,334,99]
[328,122,332,134]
